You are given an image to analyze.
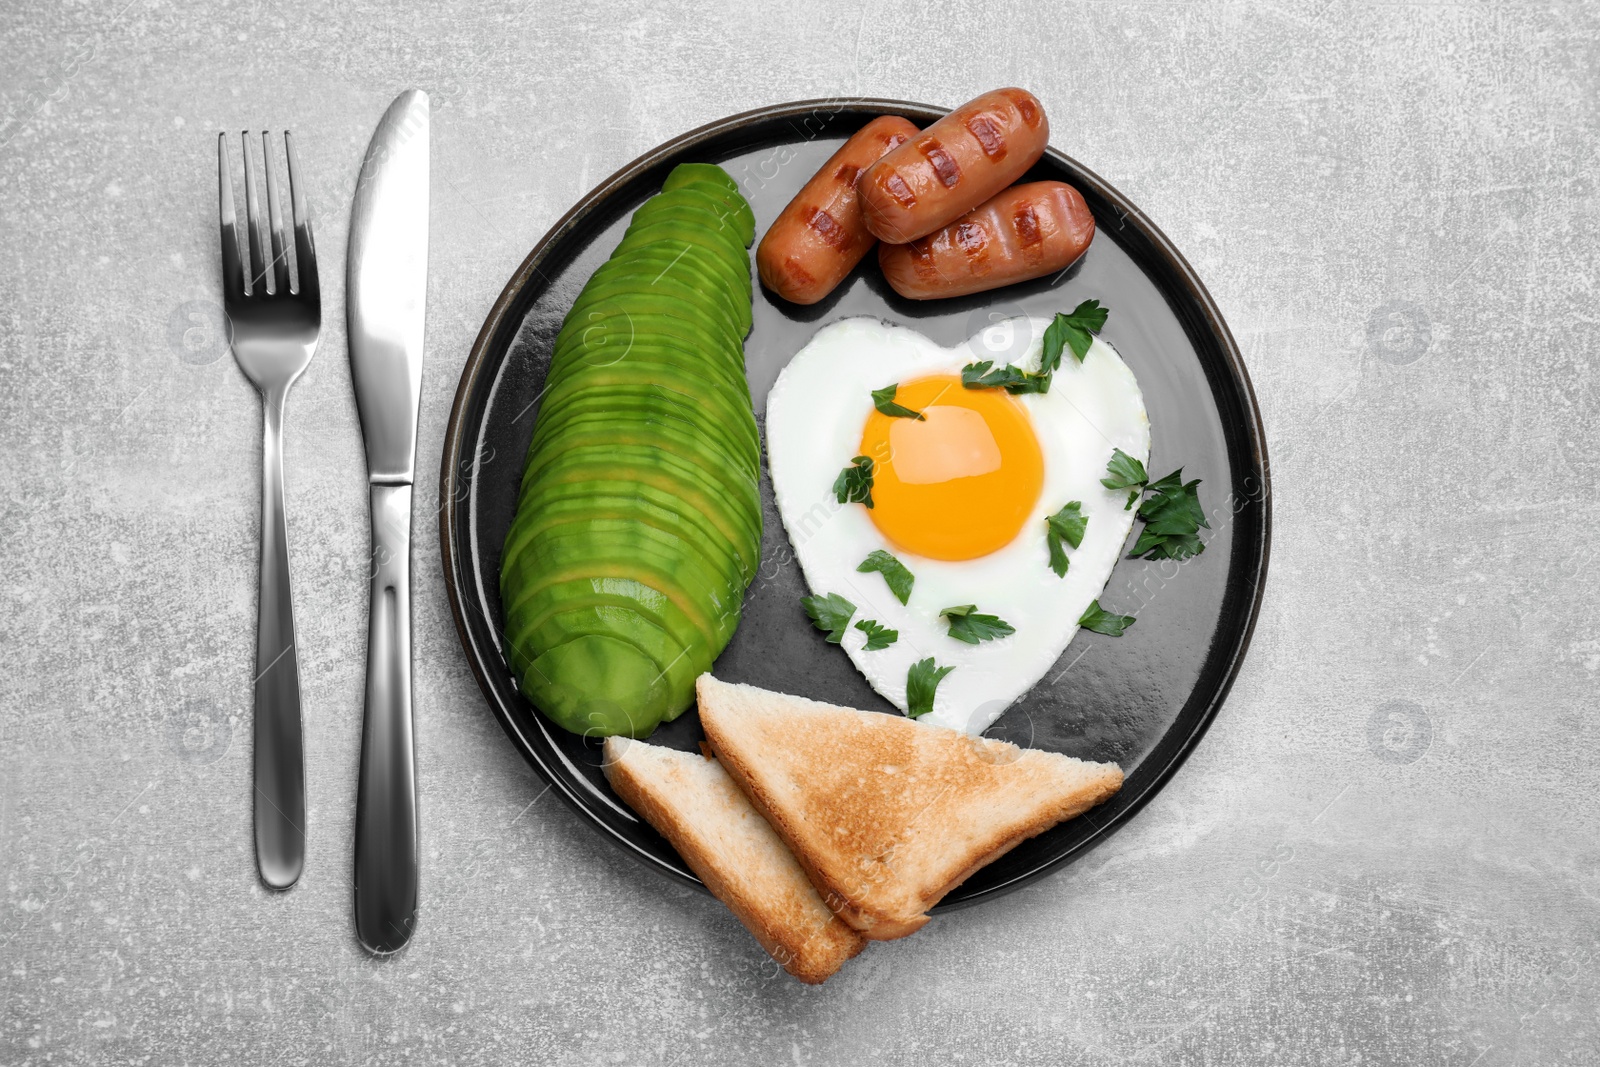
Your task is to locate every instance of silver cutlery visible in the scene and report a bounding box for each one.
[217,130,320,890]
[347,90,430,953]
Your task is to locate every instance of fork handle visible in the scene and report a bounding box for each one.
[254,387,307,890]
[354,482,418,953]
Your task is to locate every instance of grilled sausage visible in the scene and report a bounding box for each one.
[877,181,1095,300]
[859,88,1049,245]
[756,116,920,305]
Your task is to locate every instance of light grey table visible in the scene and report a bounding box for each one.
[3,1,1597,1063]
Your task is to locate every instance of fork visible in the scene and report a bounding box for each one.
[218,130,320,890]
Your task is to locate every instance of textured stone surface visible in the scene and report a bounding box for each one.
[3,1,1598,1063]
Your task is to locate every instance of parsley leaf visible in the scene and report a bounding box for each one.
[856,549,915,605]
[1079,599,1136,636]
[1128,472,1207,561]
[940,604,1016,644]
[1102,448,1149,509]
[871,383,925,421]
[854,619,898,651]
[905,657,955,718]
[801,592,855,643]
[832,455,875,509]
[1044,501,1088,578]
[960,360,1051,395]
[1041,299,1110,371]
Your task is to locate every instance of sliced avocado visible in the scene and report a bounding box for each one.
[520,418,760,526]
[625,202,748,258]
[528,396,758,481]
[601,241,748,294]
[513,450,760,578]
[519,635,676,738]
[663,162,740,196]
[546,339,756,413]
[532,375,760,461]
[501,518,740,649]
[661,164,755,243]
[586,252,751,331]
[516,442,761,556]
[499,165,760,739]
[502,573,709,694]
[565,272,744,341]
[613,220,751,274]
[602,241,751,297]
[632,185,755,246]
[508,480,749,586]
[552,303,746,370]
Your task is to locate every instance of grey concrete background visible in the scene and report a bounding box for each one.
[2,0,1597,1063]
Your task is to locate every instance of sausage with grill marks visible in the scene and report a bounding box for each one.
[877,181,1095,301]
[858,88,1050,245]
[756,116,920,305]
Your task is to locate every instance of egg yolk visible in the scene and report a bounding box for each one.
[858,375,1044,561]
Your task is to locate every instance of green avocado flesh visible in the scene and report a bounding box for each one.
[499,163,758,738]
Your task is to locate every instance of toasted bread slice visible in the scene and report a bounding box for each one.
[602,736,866,984]
[696,674,1124,940]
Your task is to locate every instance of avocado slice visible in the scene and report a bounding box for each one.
[565,273,744,341]
[529,397,758,482]
[517,635,677,737]
[625,202,748,258]
[502,572,709,695]
[516,442,761,559]
[602,241,751,297]
[633,185,755,246]
[662,164,755,242]
[546,338,756,413]
[587,252,750,328]
[606,238,751,295]
[508,479,750,585]
[586,252,751,330]
[519,419,760,532]
[552,304,746,371]
[536,363,759,457]
[613,219,751,274]
[501,518,741,650]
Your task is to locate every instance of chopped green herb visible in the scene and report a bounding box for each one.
[854,619,898,651]
[832,455,875,509]
[960,360,1051,395]
[1102,448,1149,509]
[801,592,855,644]
[1079,599,1136,636]
[905,657,955,718]
[1042,300,1110,371]
[1129,471,1207,561]
[940,604,1016,645]
[871,383,925,421]
[1044,501,1088,578]
[856,549,915,605]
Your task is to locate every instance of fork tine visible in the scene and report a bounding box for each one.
[241,130,267,294]
[284,131,319,305]
[217,134,245,305]
[262,132,291,297]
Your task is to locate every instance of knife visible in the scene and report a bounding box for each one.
[346,89,429,954]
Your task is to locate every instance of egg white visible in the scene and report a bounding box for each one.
[765,316,1151,735]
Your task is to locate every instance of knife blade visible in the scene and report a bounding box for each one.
[346,88,429,954]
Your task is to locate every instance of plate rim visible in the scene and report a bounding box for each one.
[439,96,1272,905]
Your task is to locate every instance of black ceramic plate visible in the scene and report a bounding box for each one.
[440,99,1270,908]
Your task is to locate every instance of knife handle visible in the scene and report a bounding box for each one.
[254,388,307,890]
[354,482,419,953]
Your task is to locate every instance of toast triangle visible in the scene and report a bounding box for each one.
[696,674,1124,940]
[602,736,866,983]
